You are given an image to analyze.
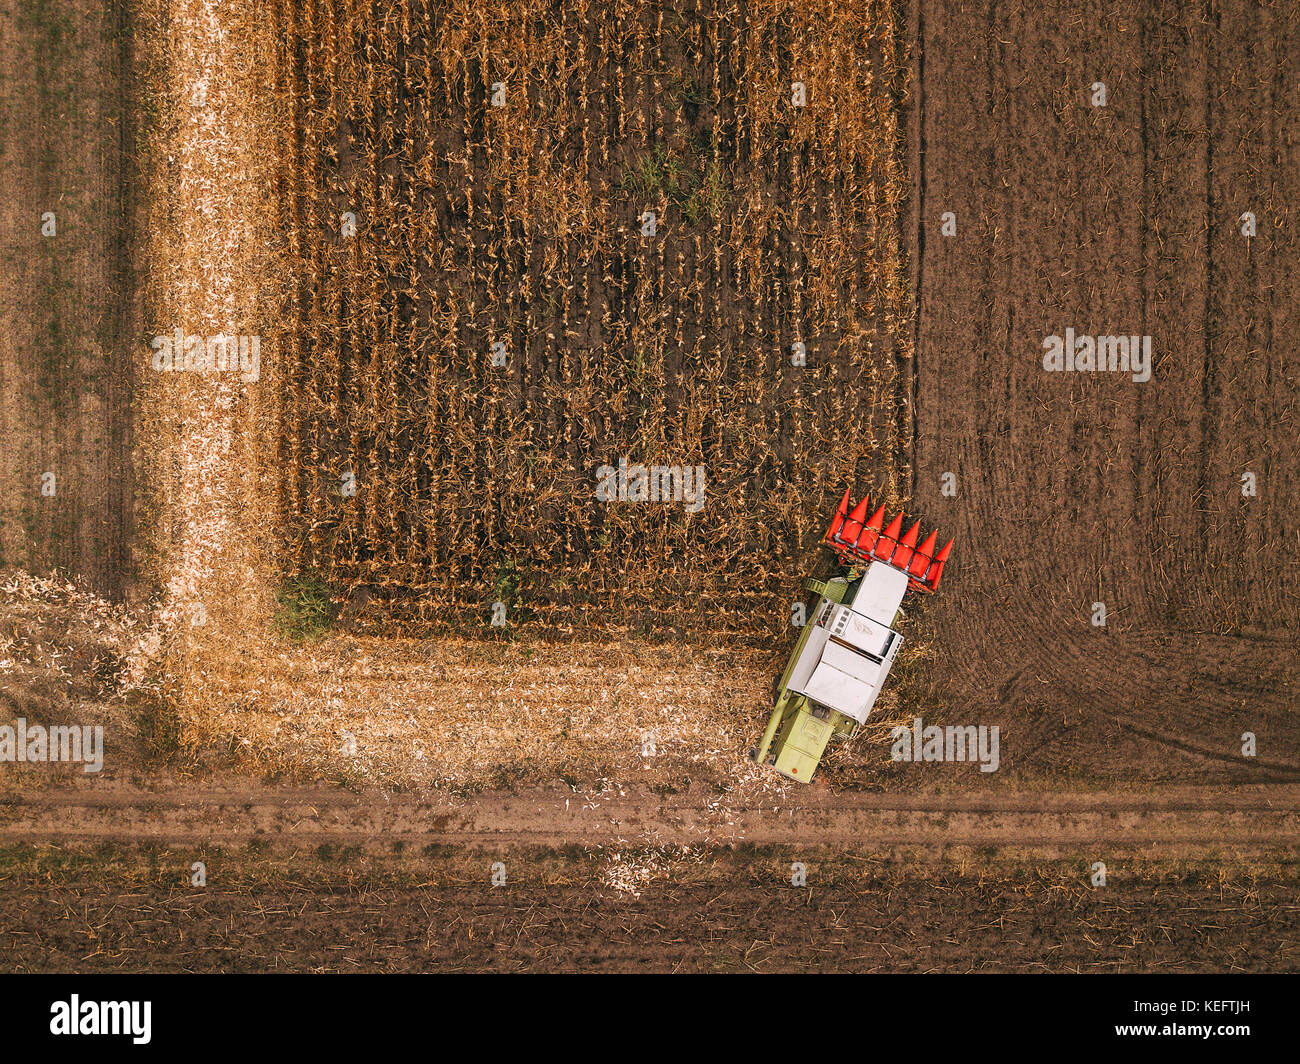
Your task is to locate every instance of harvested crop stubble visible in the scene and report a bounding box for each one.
[186,632,795,792]
[134,0,285,709]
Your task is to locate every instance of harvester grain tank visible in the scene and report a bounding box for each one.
[751,489,953,783]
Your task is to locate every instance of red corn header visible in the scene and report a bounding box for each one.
[823,488,954,593]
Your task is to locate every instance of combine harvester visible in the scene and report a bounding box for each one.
[752,490,953,783]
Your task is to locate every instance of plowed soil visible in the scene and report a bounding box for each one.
[0,840,1294,972]
[905,0,1299,780]
[0,0,134,599]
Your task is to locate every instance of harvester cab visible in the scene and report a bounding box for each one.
[751,490,953,783]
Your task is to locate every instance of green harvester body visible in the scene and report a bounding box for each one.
[753,572,874,782]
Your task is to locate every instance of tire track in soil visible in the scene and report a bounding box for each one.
[902,0,923,495]
[1106,714,1300,780]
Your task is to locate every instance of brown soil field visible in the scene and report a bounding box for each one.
[0,843,1294,972]
[0,0,1296,974]
[0,0,135,599]
[905,0,1299,785]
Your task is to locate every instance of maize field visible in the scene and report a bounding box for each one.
[270,0,912,637]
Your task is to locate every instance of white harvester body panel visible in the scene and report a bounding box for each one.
[788,562,908,724]
[848,561,910,622]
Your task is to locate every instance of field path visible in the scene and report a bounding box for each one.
[4,781,1299,858]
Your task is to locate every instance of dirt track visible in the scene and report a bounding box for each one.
[4,781,1299,858]
[3,779,1297,973]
